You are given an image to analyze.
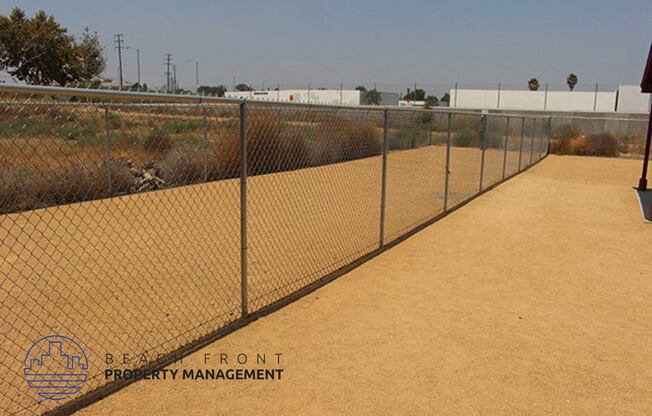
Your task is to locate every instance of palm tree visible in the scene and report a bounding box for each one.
[528,78,540,91]
[566,73,578,91]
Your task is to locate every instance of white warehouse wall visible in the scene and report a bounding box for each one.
[617,85,651,113]
[449,85,651,113]
[449,89,617,112]
[225,89,362,106]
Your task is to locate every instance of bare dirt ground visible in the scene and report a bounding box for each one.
[2,145,520,415]
[75,155,652,416]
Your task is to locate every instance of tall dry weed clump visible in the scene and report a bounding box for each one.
[309,117,381,164]
[210,113,309,177]
[0,159,132,214]
[550,123,618,157]
[550,124,581,154]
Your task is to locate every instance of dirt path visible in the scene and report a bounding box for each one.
[76,155,652,416]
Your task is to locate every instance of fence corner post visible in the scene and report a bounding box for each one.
[518,117,525,171]
[239,100,248,318]
[502,116,510,180]
[379,108,388,247]
[444,112,452,211]
[479,112,487,191]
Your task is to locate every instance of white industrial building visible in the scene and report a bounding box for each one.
[224,89,399,106]
[448,84,651,113]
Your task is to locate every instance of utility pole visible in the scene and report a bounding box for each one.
[164,54,173,93]
[114,34,126,88]
[186,60,199,88]
[136,48,141,85]
[173,64,177,93]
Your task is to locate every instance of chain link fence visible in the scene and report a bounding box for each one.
[0,85,549,415]
[549,115,648,159]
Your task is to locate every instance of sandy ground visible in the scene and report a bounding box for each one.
[69,155,652,416]
[2,144,533,415]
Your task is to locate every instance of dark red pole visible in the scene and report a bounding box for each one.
[638,43,652,191]
[638,110,652,190]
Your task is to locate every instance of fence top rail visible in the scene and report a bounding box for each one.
[0,83,549,119]
[552,114,649,123]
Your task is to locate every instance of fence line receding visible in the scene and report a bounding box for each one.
[0,85,549,416]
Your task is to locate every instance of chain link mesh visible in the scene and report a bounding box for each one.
[384,110,447,242]
[0,87,550,415]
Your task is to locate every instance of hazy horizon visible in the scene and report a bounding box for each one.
[1,0,650,96]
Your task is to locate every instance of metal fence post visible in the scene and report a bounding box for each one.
[547,116,553,156]
[444,113,452,211]
[530,118,536,165]
[239,100,248,318]
[497,82,501,109]
[203,106,209,182]
[593,83,599,112]
[103,107,112,195]
[479,113,487,191]
[518,117,525,171]
[538,120,544,160]
[379,109,388,247]
[502,116,510,179]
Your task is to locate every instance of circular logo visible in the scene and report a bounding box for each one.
[23,335,89,400]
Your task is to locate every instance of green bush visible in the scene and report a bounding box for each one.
[390,129,427,150]
[453,128,476,147]
[0,117,56,137]
[483,132,504,149]
[161,120,202,134]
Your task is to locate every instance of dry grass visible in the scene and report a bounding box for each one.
[0,107,387,214]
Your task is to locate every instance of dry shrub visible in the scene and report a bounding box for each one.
[0,160,132,214]
[143,128,173,154]
[567,133,618,157]
[552,124,581,154]
[250,114,309,174]
[159,147,206,186]
[617,134,645,156]
[311,118,381,164]
[585,133,618,157]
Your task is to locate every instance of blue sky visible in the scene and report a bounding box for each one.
[1,0,651,95]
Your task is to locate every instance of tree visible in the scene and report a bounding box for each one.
[403,88,426,101]
[424,95,438,107]
[440,92,450,103]
[0,8,105,85]
[198,85,227,97]
[566,73,578,91]
[355,86,381,105]
[363,89,382,105]
[235,83,253,91]
[75,27,105,81]
[528,78,540,91]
